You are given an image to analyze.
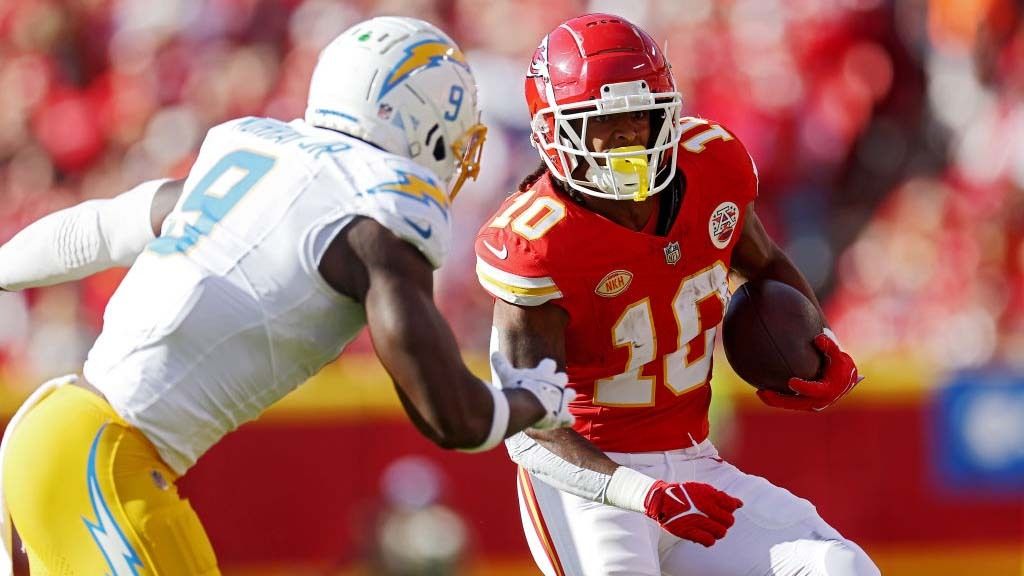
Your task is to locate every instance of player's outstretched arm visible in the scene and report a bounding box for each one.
[0,178,182,291]
[319,217,574,451]
[731,205,862,410]
[494,299,742,547]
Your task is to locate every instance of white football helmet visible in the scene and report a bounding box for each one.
[306,17,486,198]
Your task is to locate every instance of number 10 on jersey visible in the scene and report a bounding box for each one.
[595,262,729,407]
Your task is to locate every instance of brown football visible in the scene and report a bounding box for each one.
[722,279,824,394]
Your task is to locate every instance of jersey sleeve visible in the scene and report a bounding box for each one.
[677,116,758,206]
[474,192,564,307]
[353,157,452,269]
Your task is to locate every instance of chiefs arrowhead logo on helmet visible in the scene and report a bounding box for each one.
[527,35,549,80]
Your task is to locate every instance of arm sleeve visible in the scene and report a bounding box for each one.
[505,432,614,502]
[0,179,167,290]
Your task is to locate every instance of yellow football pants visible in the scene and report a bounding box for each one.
[3,382,220,575]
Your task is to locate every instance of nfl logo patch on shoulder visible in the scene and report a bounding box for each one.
[664,241,681,265]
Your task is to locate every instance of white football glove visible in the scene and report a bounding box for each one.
[490,352,576,430]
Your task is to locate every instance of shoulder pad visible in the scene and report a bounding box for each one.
[676,116,758,200]
[474,187,569,306]
[356,157,452,268]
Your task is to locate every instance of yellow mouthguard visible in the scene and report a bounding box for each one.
[607,145,650,201]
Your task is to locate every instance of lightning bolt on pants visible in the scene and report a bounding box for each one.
[3,384,220,575]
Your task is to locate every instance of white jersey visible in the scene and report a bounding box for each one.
[83,117,453,474]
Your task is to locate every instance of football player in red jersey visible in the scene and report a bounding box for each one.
[474,14,879,576]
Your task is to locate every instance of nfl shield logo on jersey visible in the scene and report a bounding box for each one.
[664,241,681,265]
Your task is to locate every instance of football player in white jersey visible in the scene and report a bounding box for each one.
[0,17,575,575]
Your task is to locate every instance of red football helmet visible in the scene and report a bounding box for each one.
[525,14,683,201]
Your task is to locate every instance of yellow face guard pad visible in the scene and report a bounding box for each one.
[607,145,651,202]
[529,80,683,201]
[449,123,488,200]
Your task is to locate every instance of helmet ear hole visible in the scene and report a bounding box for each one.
[432,136,446,161]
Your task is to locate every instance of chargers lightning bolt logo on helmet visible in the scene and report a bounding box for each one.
[83,425,145,575]
[378,38,469,101]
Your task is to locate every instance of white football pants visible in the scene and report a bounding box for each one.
[517,439,880,576]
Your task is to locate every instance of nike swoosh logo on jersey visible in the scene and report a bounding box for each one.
[483,240,508,260]
[403,216,432,239]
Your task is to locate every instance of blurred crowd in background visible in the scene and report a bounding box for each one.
[1,2,1022,574]
[0,0,1021,382]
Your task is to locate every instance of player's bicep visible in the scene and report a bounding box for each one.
[320,217,456,389]
[323,218,488,438]
[492,300,619,475]
[730,205,825,318]
[332,218,458,375]
[492,299,568,370]
[730,205,778,279]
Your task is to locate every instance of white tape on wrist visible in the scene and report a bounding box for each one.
[458,384,509,453]
[605,466,658,514]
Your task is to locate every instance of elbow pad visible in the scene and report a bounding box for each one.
[0,179,167,290]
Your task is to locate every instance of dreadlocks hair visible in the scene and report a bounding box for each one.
[517,161,549,193]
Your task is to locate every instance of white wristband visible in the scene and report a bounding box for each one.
[457,384,509,453]
[605,466,658,513]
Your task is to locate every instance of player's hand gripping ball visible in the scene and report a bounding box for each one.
[757,332,862,411]
[722,279,862,411]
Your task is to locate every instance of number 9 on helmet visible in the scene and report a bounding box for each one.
[305,16,487,199]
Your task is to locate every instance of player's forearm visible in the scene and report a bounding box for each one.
[508,431,617,500]
[371,289,525,450]
[0,179,167,291]
[384,337,493,448]
[510,430,656,512]
[525,427,619,475]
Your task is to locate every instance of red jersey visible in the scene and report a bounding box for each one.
[475,118,758,452]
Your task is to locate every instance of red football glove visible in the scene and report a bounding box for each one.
[757,331,862,411]
[643,481,743,547]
